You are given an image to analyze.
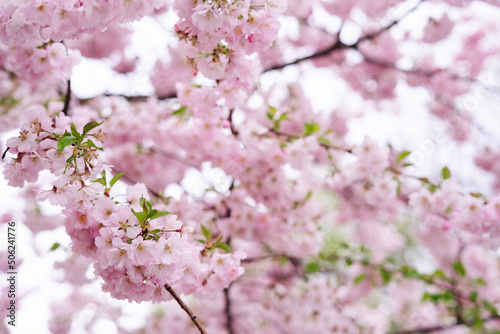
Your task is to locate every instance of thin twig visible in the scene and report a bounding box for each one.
[390,315,500,334]
[266,0,426,72]
[228,109,239,136]
[224,284,235,334]
[164,283,208,334]
[2,147,9,160]
[62,80,71,115]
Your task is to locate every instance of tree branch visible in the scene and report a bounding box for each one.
[265,0,426,73]
[390,315,500,334]
[164,283,208,334]
[228,109,239,136]
[224,284,235,334]
[62,79,71,115]
[102,91,177,102]
[264,38,347,72]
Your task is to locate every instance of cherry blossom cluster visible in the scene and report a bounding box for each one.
[3,110,246,303]
[410,180,500,248]
[167,0,285,84]
[3,0,500,333]
[1,42,79,87]
[0,0,165,47]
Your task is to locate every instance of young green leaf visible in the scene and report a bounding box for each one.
[304,261,320,274]
[57,136,77,153]
[110,172,124,188]
[215,242,231,253]
[83,120,103,135]
[173,105,188,116]
[303,122,320,136]
[318,137,331,146]
[132,210,147,222]
[442,166,451,180]
[149,211,170,220]
[397,151,411,162]
[354,273,367,285]
[93,178,106,186]
[50,242,60,251]
[70,123,81,140]
[84,139,103,150]
[201,225,212,242]
[452,261,466,277]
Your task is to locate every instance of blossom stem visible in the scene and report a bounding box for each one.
[164,283,208,334]
[62,79,71,115]
[224,284,235,334]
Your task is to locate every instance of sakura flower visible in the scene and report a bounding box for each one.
[156,234,183,265]
[126,183,150,210]
[92,197,118,222]
[129,236,155,266]
[6,130,37,153]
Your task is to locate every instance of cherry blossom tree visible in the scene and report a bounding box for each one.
[2,0,500,333]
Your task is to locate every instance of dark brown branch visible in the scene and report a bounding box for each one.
[164,283,208,334]
[224,285,235,334]
[83,1,426,102]
[391,315,500,334]
[150,147,197,168]
[266,128,353,154]
[242,254,301,264]
[2,147,9,160]
[110,166,169,201]
[266,0,426,73]
[228,109,239,136]
[62,80,71,115]
[265,38,347,72]
[103,91,177,102]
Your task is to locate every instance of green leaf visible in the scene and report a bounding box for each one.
[318,137,331,146]
[201,225,212,242]
[473,278,487,286]
[173,105,187,116]
[267,106,277,119]
[469,291,478,302]
[82,120,103,135]
[433,269,447,280]
[140,197,152,214]
[380,269,392,284]
[85,139,103,150]
[423,291,454,304]
[354,273,367,285]
[442,166,451,180]
[278,112,289,122]
[57,135,77,153]
[149,210,169,221]
[397,151,411,162]
[483,300,499,316]
[132,209,147,222]
[304,261,320,274]
[214,235,223,245]
[110,172,123,188]
[303,122,320,136]
[93,178,106,186]
[145,200,152,213]
[50,242,60,251]
[147,209,159,219]
[215,242,231,253]
[452,261,466,277]
[70,123,81,140]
